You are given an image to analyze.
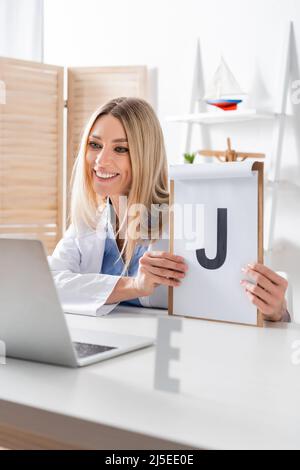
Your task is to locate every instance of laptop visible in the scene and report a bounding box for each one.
[0,239,154,367]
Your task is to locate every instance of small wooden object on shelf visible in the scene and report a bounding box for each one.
[198,138,265,163]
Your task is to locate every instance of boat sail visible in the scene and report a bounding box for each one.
[204,57,246,111]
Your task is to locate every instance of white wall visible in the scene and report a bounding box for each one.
[0,0,43,61]
[44,0,300,319]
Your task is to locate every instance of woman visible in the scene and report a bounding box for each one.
[49,97,289,321]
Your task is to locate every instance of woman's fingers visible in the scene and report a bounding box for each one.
[241,281,277,307]
[242,263,288,321]
[145,263,186,280]
[146,251,185,263]
[245,290,274,316]
[242,265,287,299]
[139,265,181,287]
[243,268,278,294]
[141,252,188,274]
[137,251,187,293]
[245,289,283,321]
[246,263,288,290]
[146,251,187,270]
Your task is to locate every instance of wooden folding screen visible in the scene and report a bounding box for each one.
[0,60,149,254]
[0,57,64,254]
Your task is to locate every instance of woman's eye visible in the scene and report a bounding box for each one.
[115,147,129,153]
[88,142,102,150]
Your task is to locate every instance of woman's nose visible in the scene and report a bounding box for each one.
[95,148,111,167]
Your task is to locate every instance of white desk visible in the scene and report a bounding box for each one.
[0,306,300,450]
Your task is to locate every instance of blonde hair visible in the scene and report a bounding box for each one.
[70,97,169,268]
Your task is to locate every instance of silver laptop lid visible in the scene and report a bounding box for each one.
[0,239,77,367]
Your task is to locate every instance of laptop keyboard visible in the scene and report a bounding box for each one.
[73,342,117,359]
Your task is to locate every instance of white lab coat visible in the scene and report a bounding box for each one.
[48,203,169,316]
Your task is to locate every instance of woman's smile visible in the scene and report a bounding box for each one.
[93,169,120,183]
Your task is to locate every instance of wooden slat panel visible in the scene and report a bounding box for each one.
[0,226,57,234]
[3,102,58,117]
[1,176,57,187]
[0,57,64,255]
[3,162,58,173]
[1,210,57,224]
[2,198,57,210]
[1,115,57,129]
[1,188,57,197]
[3,150,59,159]
[1,138,57,149]
[1,129,58,140]
[67,65,149,212]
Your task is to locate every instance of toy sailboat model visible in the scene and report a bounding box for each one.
[204,57,246,111]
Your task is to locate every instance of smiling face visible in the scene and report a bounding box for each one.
[86,114,132,199]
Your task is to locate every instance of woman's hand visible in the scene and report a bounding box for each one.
[133,251,188,297]
[241,263,288,322]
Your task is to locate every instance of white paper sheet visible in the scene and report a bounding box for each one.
[171,163,259,326]
[170,161,255,181]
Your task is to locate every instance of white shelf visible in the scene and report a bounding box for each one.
[165,109,276,125]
